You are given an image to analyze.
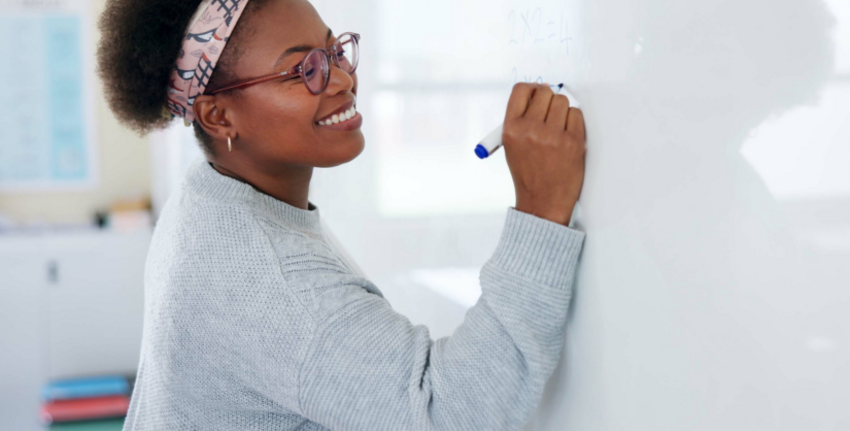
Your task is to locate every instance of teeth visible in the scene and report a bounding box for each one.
[318,106,357,126]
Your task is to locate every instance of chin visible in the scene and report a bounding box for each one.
[319,133,365,168]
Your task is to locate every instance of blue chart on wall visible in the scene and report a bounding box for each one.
[0,1,96,191]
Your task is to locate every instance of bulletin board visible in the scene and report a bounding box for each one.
[0,0,97,191]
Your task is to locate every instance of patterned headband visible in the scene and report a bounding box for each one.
[162,0,250,126]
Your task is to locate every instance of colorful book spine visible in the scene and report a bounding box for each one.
[42,376,130,401]
[48,418,126,431]
[40,395,130,424]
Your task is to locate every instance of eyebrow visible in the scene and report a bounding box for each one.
[272,28,333,70]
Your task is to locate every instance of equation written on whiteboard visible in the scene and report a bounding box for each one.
[507,8,573,55]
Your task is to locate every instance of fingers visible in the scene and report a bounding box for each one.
[566,107,586,141]
[505,83,537,120]
[545,94,569,130]
[523,84,555,121]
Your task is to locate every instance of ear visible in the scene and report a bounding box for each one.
[193,94,238,141]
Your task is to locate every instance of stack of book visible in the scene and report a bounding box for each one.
[40,375,133,430]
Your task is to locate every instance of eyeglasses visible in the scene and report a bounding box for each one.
[209,32,360,95]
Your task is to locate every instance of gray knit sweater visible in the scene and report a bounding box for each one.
[124,157,585,431]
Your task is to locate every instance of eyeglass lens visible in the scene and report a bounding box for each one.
[335,33,359,73]
[303,49,329,94]
[302,33,359,94]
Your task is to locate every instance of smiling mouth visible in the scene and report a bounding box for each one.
[317,105,358,126]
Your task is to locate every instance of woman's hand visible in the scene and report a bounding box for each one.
[502,83,587,226]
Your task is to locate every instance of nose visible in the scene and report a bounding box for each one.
[323,62,355,96]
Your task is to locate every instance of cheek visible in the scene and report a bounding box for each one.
[245,86,320,130]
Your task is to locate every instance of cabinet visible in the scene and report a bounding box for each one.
[0,228,151,431]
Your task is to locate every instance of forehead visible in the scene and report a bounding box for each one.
[235,0,329,72]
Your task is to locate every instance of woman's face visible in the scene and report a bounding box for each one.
[198,0,364,170]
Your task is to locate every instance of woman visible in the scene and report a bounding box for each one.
[96,0,587,429]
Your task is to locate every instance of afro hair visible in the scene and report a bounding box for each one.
[96,0,273,158]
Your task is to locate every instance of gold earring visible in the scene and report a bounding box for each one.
[227,135,232,152]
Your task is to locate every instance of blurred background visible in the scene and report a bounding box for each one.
[2,0,849,429]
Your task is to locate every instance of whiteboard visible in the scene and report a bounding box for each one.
[343,0,850,429]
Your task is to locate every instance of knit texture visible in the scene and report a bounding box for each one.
[123,156,586,431]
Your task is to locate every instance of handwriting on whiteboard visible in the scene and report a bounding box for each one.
[507,8,572,56]
[511,67,546,85]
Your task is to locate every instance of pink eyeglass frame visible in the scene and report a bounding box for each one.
[208,32,360,95]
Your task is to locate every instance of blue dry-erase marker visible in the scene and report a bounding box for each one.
[474,83,579,159]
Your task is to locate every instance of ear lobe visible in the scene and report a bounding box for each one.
[192,94,235,141]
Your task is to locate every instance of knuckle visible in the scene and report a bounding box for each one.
[526,128,543,144]
[520,128,539,144]
[503,122,523,142]
[573,137,588,154]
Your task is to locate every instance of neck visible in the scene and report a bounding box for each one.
[209,160,313,210]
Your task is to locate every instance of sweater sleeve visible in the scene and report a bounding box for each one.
[296,207,585,431]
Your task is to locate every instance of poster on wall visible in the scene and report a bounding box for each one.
[0,0,97,191]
